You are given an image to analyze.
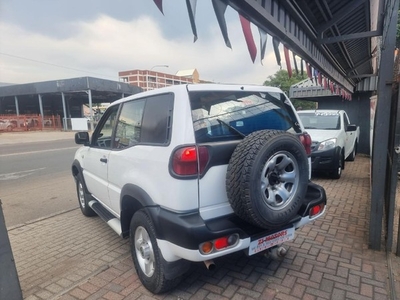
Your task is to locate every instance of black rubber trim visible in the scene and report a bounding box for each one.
[146,182,327,250]
[90,201,115,222]
[311,146,341,171]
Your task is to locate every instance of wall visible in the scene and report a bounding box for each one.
[316,92,372,155]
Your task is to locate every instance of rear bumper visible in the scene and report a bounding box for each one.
[148,182,327,262]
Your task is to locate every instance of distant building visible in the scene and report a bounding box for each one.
[118,68,207,91]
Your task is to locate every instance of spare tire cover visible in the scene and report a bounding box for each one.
[226,130,309,229]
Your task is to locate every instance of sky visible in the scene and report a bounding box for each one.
[0,0,282,85]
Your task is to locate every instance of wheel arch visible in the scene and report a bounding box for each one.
[120,184,157,238]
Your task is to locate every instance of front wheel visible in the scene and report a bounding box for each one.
[130,210,183,294]
[75,175,96,217]
[331,152,344,179]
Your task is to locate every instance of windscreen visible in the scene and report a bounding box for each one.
[189,90,300,143]
[298,112,340,130]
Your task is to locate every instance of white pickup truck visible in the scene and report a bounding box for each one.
[297,109,360,179]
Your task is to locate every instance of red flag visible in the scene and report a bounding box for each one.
[239,14,257,63]
[153,0,163,14]
[284,46,292,78]
[323,77,327,89]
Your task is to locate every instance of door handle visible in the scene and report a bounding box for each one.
[100,158,108,163]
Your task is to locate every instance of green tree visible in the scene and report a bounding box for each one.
[263,69,316,110]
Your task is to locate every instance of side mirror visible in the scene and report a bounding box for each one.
[75,132,90,145]
[346,124,357,132]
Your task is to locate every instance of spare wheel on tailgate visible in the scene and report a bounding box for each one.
[226,129,309,229]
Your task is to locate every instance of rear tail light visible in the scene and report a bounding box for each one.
[299,132,312,155]
[171,145,209,176]
[199,234,239,254]
[309,203,325,218]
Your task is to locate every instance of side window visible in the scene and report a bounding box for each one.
[114,100,146,149]
[141,93,173,145]
[91,105,119,149]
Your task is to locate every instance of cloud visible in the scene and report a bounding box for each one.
[0,12,281,85]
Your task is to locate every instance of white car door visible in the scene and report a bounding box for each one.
[82,105,119,206]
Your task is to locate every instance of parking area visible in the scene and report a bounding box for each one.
[5,144,400,299]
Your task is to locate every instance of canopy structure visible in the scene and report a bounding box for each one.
[154,0,399,252]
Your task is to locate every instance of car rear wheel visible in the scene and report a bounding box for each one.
[130,210,183,294]
[226,130,309,229]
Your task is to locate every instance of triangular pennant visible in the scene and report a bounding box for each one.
[272,37,281,67]
[300,59,304,76]
[284,46,292,78]
[212,0,231,48]
[239,14,257,63]
[292,52,298,75]
[186,0,198,42]
[258,28,268,65]
[153,0,163,14]
[306,63,312,80]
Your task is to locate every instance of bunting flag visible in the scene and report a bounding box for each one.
[212,0,231,48]
[258,28,268,64]
[313,68,318,85]
[318,72,322,86]
[153,0,163,14]
[186,0,198,42]
[284,46,292,78]
[239,14,257,63]
[306,62,312,79]
[323,77,327,89]
[300,59,304,76]
[293,52,299,75]
[272,37,281,67]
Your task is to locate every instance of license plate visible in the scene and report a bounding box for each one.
[248,227,295,256]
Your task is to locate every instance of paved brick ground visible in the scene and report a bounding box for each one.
[7,154,400,299]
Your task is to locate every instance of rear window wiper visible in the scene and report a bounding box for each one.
[217,119,245,138]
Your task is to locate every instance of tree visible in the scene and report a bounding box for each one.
[263,69,316,110]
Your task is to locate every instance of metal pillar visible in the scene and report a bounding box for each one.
[88,89,93,131]
[61,92,67,131]
[38,94,44,125]
[369,0,399,251]
[14,96,19,116]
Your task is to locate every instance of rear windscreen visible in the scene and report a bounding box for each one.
[189,90,300,143]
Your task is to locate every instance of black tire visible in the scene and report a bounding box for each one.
[346,143,357,161]
[226,130,309,229]
[331,152,344,179]
[130,210,183,294]
[75,174,96,217]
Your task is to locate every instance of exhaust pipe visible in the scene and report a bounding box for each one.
[264,246,287,261]
[204,260,216,271]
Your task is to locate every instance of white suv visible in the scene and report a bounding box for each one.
[72,84,326,294]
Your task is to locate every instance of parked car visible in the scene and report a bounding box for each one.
[297,109,360,179]
[72,84,327,293]
[0,120,14,131]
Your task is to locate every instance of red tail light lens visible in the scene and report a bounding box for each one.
[299,132,312,155]
[309,203,325,217]
[172,146,209,176]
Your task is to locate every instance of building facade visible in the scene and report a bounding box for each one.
[118,69,202,91]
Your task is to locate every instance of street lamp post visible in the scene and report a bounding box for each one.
[147,65,169,91]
